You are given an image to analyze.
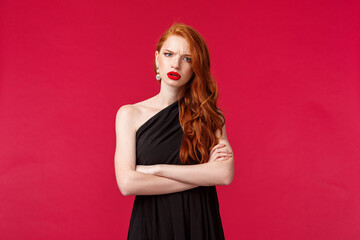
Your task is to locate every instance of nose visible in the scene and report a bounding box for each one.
[171,56,181,70]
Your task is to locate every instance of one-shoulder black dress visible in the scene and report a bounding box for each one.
[127,100,225,240]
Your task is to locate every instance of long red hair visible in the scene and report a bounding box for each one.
[154,23,225,164]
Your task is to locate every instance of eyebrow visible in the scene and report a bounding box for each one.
[164,49,192,57]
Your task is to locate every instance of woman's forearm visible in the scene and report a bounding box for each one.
[117,169,198,196]
[154,158,234,186]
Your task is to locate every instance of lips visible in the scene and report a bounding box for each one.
[167,71,181,80]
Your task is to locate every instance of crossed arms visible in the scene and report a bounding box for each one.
[114,105,234,196]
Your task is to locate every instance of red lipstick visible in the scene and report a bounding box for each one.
[167,71,181,80]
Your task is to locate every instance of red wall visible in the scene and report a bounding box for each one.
[1,0,359,239]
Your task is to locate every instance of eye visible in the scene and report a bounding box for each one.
[184,57,192,63]
[164,52,172,57]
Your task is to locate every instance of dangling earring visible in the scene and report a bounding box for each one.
[156,67,161,81]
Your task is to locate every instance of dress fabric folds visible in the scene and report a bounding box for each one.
[127,100,225,240]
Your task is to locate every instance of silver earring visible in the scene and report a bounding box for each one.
[156,67,161,80]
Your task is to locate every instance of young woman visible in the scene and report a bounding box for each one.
[114,22,234,239]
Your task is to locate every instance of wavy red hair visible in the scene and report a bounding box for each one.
[154,23,225,164]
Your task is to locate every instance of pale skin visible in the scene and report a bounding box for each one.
[114,35,234,196]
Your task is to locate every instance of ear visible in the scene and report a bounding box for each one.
[155,51,159,67]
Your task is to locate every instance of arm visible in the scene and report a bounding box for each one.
[137,124,235,186]
[114,105,199,196]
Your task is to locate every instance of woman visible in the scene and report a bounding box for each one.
[114,22,234,239]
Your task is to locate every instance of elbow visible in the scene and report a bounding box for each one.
[117,177,134,196]
[222,174,233,185]
[119,186,131,196]
[210,161,234,186]
[221,168,234,185]
[115,168,139,196]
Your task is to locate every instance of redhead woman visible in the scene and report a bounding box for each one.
[114,23,234,239]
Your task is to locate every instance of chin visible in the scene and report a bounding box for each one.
[164,79,188,87]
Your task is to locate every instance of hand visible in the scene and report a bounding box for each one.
[136,165,158,175]
[208,143,233,162]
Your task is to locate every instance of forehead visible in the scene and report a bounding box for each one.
[162,35,190,54]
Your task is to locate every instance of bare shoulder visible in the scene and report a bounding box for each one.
[115,97,158,131]
[116,104,138,126]
[116,98,152,119]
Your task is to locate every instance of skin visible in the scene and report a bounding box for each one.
[114,35,234,196]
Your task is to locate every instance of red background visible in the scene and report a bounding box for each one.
[1,0,360,239]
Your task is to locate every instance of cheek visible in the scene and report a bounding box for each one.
[184,66,193,77]
[158,57,168,70]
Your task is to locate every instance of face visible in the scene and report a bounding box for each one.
[155,35,194,87]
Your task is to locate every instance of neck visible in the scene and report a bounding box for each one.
[155,83,184,107]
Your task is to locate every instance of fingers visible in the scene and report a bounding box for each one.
[210,143,226,155]
[209,150,233,162]
[215,156,232,162]
[213,151,232,157]
[215,152,233,161]
[210,144,232,156]
[209,143,233,163]
[215,149,232,154]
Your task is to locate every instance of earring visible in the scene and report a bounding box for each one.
[156,67,161,80]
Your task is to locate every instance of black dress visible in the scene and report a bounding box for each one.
[127,100,225,240]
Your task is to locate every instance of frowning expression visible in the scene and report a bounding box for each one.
[155,35,194,87]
